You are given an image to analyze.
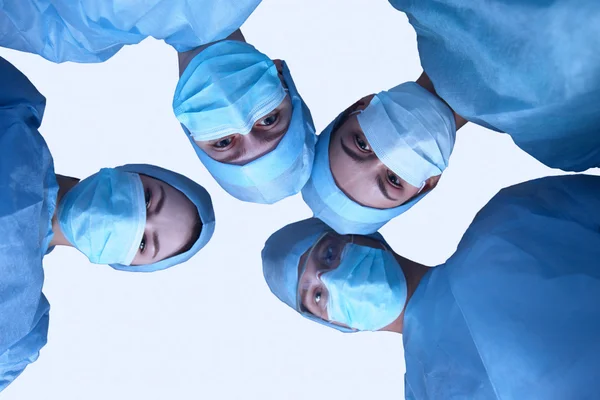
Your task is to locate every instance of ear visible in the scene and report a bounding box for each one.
[421,174,441,194]
[272,59,287,88]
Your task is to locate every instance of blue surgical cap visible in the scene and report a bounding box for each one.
[262,218,384,333]
[183,61,316,204]
[301,115,428,235]
[110,164,215,273]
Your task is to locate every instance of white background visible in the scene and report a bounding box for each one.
[2,0,598,399]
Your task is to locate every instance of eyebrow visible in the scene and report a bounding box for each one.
[152,231,160,259]
[377,175,398,202]
[155,184,166,215]
[340,136,367,163]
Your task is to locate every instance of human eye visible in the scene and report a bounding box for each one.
[322,243,340,267]
[256,112,279,127]
[213,136,234,149]
[139,235,146,253]
[314,290,322,305]
[144,188,152,209]
[354,135,371,152]
[387,170,403,188]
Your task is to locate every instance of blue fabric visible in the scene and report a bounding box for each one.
[390,0,600,172]
[261,218,385,334]
[0,56,57,392]
[321,243,406,332]
[110,164,215,273]
[301,116,427,235]
[403,175,600,399]
[0,0,261,63]
[173,40,286,141]
[58,169,146,266]
[185,61,316,204]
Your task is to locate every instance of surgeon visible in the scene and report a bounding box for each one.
[0,56,215,391]
[173,30,315,203]
[263,174,600,399]
[0,0,317,204]
[302,77,465,234]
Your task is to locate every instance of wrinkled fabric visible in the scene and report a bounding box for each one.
[186,61,316,204]
[109,164,216,273]
[358,82,456,188]
[390,0,600,171]
[0,0,261,63]
[320,243,406,332]
[0,56,57,392]
[302,117,427,235]
[173,40,286,141]
[58,169,146,266]
[403,175,600,399]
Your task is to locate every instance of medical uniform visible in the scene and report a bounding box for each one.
[0,0,261,63]
[390,0,600,171]
[403,175,600,399]
[0,56,58,391]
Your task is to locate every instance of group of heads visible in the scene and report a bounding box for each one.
[62,36,458,278]
[173,37,457,232]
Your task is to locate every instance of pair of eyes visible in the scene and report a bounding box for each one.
[313,243,342,306]
[139,189,152,253]
[353,135,403,189]
[213,112,280,149]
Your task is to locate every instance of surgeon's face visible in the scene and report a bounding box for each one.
[194,60,294,166]
[131,175,200,266]
[296,231,387,329]
[328,97,439,209]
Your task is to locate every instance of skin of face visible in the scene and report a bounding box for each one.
[328,96,441,209]
[130,175,198,266]
[193,59,293,166]
[296,232,394,330]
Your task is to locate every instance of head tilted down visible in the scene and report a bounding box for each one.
[55,164,215,272]
[262,218,427,333]
[302,82,456,234]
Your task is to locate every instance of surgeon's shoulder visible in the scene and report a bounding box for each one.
[0,57,46,126]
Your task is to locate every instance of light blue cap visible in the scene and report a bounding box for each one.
[184,61,316,204]
[262,218,384,333]
[110,164,215,273]
[301,116,427,235]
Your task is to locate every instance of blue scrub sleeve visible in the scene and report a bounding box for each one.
[0,0,261,63]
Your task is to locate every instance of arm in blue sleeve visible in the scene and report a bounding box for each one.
[0,297,49,393]
[0,0,261,63]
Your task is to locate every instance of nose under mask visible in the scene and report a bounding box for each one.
[320,242,407,331]
[57,168,146,265]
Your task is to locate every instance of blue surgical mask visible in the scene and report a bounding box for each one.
[58,168,146,265]
[173,40,287,141]
[357,82,456,188]
[320,243,407,331]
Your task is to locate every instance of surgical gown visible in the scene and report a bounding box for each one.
[0,0,261,63]
[403,174,600,399]
[0,56,58,391]
[390,0,600,172]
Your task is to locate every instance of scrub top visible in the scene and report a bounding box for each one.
[0,0,262,63]
[402,174,600,399]
[0,56,58,391]
[390,0,600,172]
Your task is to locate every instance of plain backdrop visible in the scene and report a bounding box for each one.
[1,0,598,399]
